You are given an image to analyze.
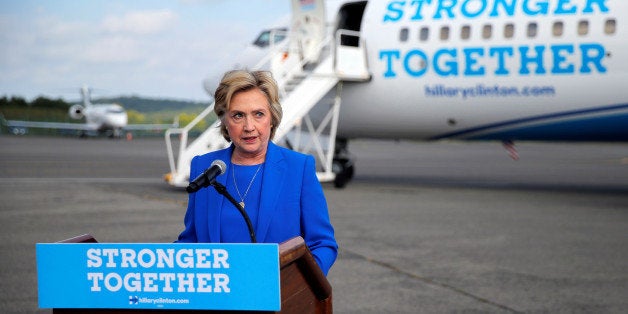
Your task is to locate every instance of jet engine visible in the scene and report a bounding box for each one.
[68,104,84,119]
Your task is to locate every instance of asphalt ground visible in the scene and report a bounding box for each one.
[0,135,627,313]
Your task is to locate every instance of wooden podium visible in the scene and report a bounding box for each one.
[52,235,332,314]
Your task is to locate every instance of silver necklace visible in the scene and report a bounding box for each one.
[232,164,262,209]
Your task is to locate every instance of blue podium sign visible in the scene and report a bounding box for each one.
[36,243,280,311]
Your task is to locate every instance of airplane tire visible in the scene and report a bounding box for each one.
[333,159,354,188]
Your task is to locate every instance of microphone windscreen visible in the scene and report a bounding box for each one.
[211,159,227,175]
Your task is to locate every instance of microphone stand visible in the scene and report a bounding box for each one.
[209,180,257,243]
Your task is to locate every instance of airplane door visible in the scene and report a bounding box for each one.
[336,1,367,45]
[335,1,370,80]
[290,0,326,63]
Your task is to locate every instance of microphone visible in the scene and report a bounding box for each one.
[185,159,256,242]
[186,160,227,193]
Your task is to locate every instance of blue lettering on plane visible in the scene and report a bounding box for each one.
[379,0,610,78]
[383,0,609,22]
[379,44,607,78]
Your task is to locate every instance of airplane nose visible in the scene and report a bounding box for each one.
[203,45,272,97]
[202,75,222,97]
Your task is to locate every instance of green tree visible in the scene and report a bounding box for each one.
[31,97,69,109]
[178,112,209,132]
[126,110,146,124]
[9,96,28,107]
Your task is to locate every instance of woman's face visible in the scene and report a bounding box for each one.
[225,88,272,164]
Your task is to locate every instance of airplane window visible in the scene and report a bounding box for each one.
[527,22,538,38]
[578,20,589,36]
[605,19,616,34]
[253,31,271,47]
[482,24,492,39]
[273,33,287,43]
[553,21,564,37]
[440,26,450,41]
[461,25,471,40]
[419,27,429,41]
[400,28,409,42]
[504,23,514,39]
[252,28,287,48]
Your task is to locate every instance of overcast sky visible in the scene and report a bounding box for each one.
[0,0,290,102]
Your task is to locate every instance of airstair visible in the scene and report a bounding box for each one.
[164,28,370,187]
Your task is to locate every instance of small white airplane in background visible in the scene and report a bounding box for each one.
[164,0,628,188]
[3,85,177,137]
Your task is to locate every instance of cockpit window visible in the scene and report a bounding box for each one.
[252,28,287,48]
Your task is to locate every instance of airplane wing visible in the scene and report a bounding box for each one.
[3,119,95,130]
[123,123,178,131]
[124,116,179,131]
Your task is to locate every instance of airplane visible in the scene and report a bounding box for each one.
[202,25,290,94]
[3,85,178,137]
[164,0,628,188]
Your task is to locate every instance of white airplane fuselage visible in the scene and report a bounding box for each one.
[163,0,628,188]
[83,104,128,131]
[331,0,628,141]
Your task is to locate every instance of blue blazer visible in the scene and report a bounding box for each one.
[176,142,338,275]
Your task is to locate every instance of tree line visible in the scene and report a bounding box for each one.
[1,95,214,135]
[1,95,209,112]
[1,96,70,110]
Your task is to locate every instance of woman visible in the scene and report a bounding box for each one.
[176,70,338,275]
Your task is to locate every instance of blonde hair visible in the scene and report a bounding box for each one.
[213,70,282,142]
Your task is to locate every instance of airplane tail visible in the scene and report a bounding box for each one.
[80,84,92,107]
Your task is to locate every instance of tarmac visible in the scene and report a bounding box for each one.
[1,135,627,313]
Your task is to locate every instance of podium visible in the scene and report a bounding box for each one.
[49,235,332,314]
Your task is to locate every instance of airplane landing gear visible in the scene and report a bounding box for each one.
[332,138,354,188]
[333,158,354,188]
